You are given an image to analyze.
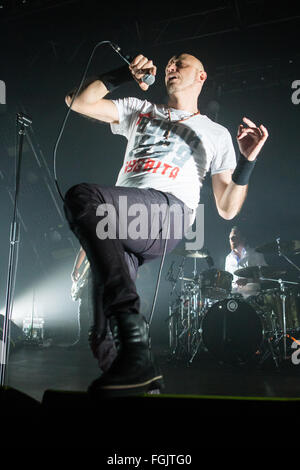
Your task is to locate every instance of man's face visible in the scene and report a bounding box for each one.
[165,53,205,95]
[229,230,244,251]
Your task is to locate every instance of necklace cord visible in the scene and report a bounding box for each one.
[164,108,200,140]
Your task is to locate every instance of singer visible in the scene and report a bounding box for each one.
[63,51,269,396]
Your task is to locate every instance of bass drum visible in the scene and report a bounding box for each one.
[201,297,264,365]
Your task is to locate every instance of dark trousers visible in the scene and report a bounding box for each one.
[64,183,189,369]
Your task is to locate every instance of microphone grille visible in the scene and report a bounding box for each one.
[142,74,155,86]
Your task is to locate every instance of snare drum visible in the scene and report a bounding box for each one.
[200,269,233,300]
[201,297,265,365]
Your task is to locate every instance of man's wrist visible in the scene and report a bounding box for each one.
[232,153,257,186]
[98,65,133,93]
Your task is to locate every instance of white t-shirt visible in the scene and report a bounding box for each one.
[110,97,237,211]
[225,246,267,297]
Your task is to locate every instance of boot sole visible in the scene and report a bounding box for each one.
[100,374,163,391]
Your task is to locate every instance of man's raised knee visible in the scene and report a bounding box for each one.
[64,183,88,205]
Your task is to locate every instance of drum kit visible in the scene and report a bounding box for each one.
[166,237,300,368]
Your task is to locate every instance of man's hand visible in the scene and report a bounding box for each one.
[237,117,269,161]
[129,55,157,91]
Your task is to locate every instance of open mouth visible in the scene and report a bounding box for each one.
[167,75,179,82]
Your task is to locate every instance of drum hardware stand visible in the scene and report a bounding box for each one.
[166,256,205,363]
[0,113,32,386]
[166,258,185,357]
[267,337,279,368]
[276,237,300,273]
[166,258,185,296]
[274,237,300,358]
[188,260,206,364]
[188,328,203,364]
[167,305,178,355]
[260,275,299,362]
[192,257,198,278]
[252,237,300,366]
[258,336,280,368]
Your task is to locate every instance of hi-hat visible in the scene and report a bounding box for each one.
[173,247,209,258]
[234,265,287,279]
[256,240,300,255]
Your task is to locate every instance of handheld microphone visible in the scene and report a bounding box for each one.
[110,43,155,86]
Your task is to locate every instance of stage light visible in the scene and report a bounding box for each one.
[0,262,77,341]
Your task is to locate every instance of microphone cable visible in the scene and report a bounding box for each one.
[53,40,112,202]
[148,194,170,327]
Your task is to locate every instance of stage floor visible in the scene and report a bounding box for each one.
[6,341,300,402]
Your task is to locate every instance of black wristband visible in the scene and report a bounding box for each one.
[99,65,133,92]
[67,65,133,101]
[232,153,257,186]
[67,76,98,101]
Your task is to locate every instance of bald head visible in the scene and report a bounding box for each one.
[166,53,205,73]
[165,53,207,98]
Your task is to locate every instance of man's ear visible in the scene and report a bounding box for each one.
[199,70,207,84]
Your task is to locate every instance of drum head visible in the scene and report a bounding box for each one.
[202,298,263,365]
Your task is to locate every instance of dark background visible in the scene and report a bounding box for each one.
[0,0,299,345]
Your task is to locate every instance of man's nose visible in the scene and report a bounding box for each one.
[167,62,177,73]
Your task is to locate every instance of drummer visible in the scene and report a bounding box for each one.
[225,226,267,298]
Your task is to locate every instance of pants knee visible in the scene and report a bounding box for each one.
[64,183,89,206]
[64,182,107,208]
[64,182,97,224]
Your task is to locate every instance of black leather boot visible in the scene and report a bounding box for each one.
[88,313,163,396]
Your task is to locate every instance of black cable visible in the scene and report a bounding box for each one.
[53,40,112,202]
[148,193,171,326]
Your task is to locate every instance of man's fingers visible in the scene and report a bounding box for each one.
[150,64,157,76]
[130,54,146,67]
[129,55,156,91]
[238,121,269,141]
[242,116,257,128]
[237,127,261,139]
[139,82,149,91]
[260,124,269,139]
[238,118,269,159]
[132,58,150,72]
[130,56,155,73]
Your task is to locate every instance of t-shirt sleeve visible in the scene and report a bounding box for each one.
[110,97,145,139]
[210,128,237,175]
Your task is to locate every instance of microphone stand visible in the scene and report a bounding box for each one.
[0,113,32,386]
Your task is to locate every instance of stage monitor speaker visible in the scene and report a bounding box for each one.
[40,389,300,449]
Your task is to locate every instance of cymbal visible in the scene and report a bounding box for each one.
[256,240,300,255]
[173,248,209,258]
[234,265,287,279]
